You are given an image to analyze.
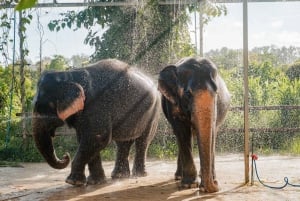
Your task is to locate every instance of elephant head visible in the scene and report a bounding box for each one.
[32,72,86,169]
[158,57,230,193]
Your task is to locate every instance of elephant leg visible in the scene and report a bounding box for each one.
[87,153,106,185]
[111,140,134,179]
[66,137,99,186]
[65,150,87,186]
[175,153,182,180]
[132,136,150,177]
[132,116,158,177]
[173,121,197,187]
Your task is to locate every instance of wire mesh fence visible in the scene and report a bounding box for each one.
[1,103,299,162]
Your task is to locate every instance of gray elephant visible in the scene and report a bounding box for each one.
[32,58,160,186]
[158,57,230,193]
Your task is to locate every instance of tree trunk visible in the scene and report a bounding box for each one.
[18,11,27,145]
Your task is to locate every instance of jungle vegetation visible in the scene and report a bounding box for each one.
[0,1,299,162]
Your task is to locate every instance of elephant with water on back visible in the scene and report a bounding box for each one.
[158,57,230,193]
[32,58,160,186]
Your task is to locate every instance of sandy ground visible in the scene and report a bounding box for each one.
[1,154,300,201]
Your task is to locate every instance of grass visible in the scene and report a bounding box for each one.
[0,161,23,167]
[285,136,300,155]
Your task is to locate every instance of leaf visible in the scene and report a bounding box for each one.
[67,21,72,28]
[48,22,56,31]
[15,0,38,11]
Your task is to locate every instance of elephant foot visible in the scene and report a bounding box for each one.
[87,175,106,185]
[199,180,220,193]
[65,173,86,186]
[132,163,147,177]
[179,177,199,189]
[111,168,130,179]
[132,169,147,177]
[174,171,182,180]
[175,175,182,181]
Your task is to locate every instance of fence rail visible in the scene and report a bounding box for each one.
[230,105,300,111]
[220,127,300,133]
[6,104,300,137]
[225,105,300,133]
[2,0,300,9]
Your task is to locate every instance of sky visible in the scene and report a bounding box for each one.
[200,2,300,51]
[2,1,300,64]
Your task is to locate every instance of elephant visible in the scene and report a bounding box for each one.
[32,58,160,186]
[158,57,230,193]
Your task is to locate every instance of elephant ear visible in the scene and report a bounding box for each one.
[158,65,178,105]
[56,82,85,121]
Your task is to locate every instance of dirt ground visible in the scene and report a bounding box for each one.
[1,154,300,201]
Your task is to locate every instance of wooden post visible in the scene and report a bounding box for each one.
[243,0,250,184]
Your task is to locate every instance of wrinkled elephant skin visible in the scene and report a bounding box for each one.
[32,59,160,186]
[158,57,230,193]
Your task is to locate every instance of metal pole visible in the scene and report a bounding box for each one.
[194,7,197,54]
[5,10,16,148]
[243,0,250,184]
[199,1,204,57]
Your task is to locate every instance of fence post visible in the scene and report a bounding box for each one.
[243,0,250,184]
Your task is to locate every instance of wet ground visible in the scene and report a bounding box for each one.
[1,154,300,201]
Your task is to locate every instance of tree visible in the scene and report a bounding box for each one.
[0,3,34,145]
[48,1,194,74]
[46,55,68,71]
[70,54,89,68]
[286,61,300,81]
[0,63,36,149]
[250,45,300,67]
[205,47,242,69]
[0,66,11,115]
[15,0,37,11]
[193,0,227,56]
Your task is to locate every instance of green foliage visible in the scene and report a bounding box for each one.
[285,136,300,155]
[15,0,37,11]
[0,9,12,63]
[100,144,117,161]
[214,47,300,153]
[0,135,43,162]
[47,1,196,74]
[188,0,227,25]
[0,65,36,118]
[286,61,300,80]
[46,55,68,71]
[70,54,90,68]
[250,46,300,67]
[148,136,178,160]
[206,48,242,70]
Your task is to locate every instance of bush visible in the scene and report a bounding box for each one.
[0,137,43,162]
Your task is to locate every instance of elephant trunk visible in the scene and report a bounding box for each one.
[192,90,219,193]
[32,113,70,169]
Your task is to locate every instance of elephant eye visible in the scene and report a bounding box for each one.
[49,102,55,109]
[184,88,193,99]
